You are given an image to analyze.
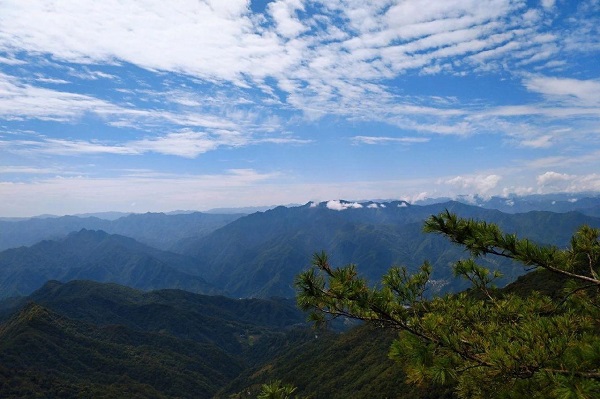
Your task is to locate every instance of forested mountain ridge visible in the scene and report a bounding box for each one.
[220,325,455,399]
[3,271,566,399]
[0,229,216,299]
[178,200,600,297]
[2,194,599,253]
[0,303,243,399]
[0,280,308,399]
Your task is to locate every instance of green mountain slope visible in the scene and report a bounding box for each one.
[0,303,242,399]
[0,280,309,398]
[3,280,305,353]
[220,325,454,399]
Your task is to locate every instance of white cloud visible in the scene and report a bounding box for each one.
[524,76,600,105]
[268,0,307,38]
[479,102,600,119]
[0,55,26,65]
[0,166,68,175]
[0,1,598,215]
[0,0,280,83]
[68,68,118,81]
[0,72,294,147]
[446,174,502,194]
[0,168,281,216]
[536,171,572,186]
[2,164,598,217]
[541,0,555,10]
[534,171,600,193]
[0,72,123,121]
[326,200,363,211]
[34,77,70,84]
[0,0,586,127]
[132,130,241,158]
[399,192,430,203]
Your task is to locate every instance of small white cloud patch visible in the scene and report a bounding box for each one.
[326,200,363,211]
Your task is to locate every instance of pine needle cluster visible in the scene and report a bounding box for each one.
[296,211,600,398]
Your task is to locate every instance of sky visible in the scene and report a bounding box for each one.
[0,0,599,216]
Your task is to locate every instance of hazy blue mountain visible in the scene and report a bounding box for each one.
[0,229,217,299]
[72,211,132,220]
[0,215,108,251]
[105,211,244,250]
[179,201,600,298]
[3,198,599,300]
[205,205,278,214]
[0,211,243,251]
[425,193,600,216]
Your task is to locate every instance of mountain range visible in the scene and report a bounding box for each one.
[0,194,599,398]
[177,200,600,297]
[1,196,600,299]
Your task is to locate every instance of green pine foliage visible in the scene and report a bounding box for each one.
[257,380,299,399]
[296,211,600,399]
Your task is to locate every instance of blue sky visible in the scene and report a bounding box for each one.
[0,0,599,216]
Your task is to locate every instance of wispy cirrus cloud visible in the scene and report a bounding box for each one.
[0,0,592,120]
[352,136,430,145]
[0,72,125,122]
[1,128,311,159]
[0,1,599,215]
[0,166,71,175]
[0,72,297,146]
[0,1,596,142]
